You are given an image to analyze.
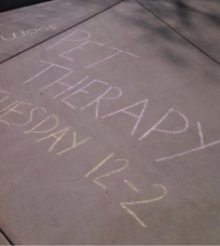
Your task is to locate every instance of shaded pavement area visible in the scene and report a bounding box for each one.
[0,0,220,244]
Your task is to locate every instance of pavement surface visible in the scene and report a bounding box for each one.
[0,0,220,244]
[0,0,121,63]
[0,232,10,245]
[137,0,220,64]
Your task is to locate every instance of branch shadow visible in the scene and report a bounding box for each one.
[113,0,220,70]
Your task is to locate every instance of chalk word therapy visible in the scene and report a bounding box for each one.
[21,29,220,163]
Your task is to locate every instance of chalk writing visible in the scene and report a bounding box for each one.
[102,99,149,135]
[48,29,91,49]
[23,60,74,92]
[53,76,89,99]
[80,85,122,119]
[1,31,25,41]
[39,61,74,92]
[85,46,138,69]
[12,107,47,127]
[20,30,220,163]
[0,24,56,42]
[2,25,219,232]
[60,41,104,62]
[18,25,219,166]
[92,158,129,190]
[61,79,108,110]
[121,184,167,228]
[24,114,59,134]
[36,126,71,152]
[0,92,92,156]
[139,108,189,141]
[4,88,217,230]
[47,29,138,70]
[156,121,220,162]
[85,152,167,228]
[57,131,92,156]
[0,101,32,125]
[85,153,115,178]
[123,179,139,193]
[0,89,10,103]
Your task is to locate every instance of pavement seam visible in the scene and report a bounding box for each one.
[0,228,14,245]
[0,0,125,65]
[135,0,220,67]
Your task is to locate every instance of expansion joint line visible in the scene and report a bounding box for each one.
[135,0,220,66]
[0,0,125,65]
[0,227,14,245]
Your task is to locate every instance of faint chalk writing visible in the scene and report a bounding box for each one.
[121,184,167,228]
[0,24,56,41]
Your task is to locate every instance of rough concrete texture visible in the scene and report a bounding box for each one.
[0,0,122,63]
[0,234,10,245]
[0,0,220,244]
[137,0,220,64]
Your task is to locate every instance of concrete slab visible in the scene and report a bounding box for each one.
[137,0,220,64]
[0,0,122,63]
[0,0,220,244]
[0,233,10,245]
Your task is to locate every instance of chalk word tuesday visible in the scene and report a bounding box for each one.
[0,89,167,228]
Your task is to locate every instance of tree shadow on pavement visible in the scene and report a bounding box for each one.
[135,0,220,65]
[110,0,220,81]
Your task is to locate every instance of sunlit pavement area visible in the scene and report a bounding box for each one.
[0,0,220,244]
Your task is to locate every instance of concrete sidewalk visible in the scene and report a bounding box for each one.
[0,0,122,63]
[137,0,220,64]
[0,0,219,244]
